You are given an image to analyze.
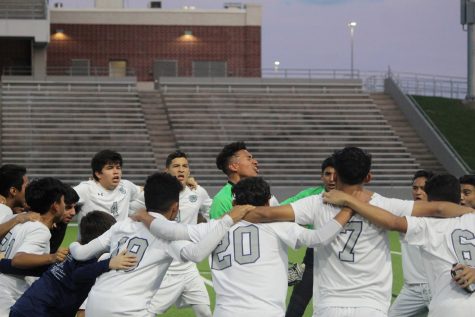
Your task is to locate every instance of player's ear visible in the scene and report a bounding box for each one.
[364,173,372,184]
[171,201,179,213]
[9,186,17,198]
[228,162,239,173]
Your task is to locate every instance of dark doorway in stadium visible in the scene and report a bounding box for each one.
[0,38,31,75]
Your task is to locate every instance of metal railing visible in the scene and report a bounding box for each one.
[2,65,467,99]
[2,66,136,78]
[259,68,467,99]
[385,77,473,174]
[188,67,467,99]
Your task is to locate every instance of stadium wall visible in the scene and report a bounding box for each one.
[48,6,261,81]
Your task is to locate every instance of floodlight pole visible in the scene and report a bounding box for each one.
[468,23,475,100]
[348,22,357,79]
[462,0,475,101]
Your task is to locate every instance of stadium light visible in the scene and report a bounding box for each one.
[347,21,357,79]
[274,60,280,72]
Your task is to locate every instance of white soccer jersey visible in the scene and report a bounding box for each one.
[70,214,185,317]
[0,204,13,223]
[199,219,342,317]
[291,193,413,313]
[0,221,51,316]
[400,242,428,283]
[405,214,475,317]
[169,185,212,273]
[74,179,142,223]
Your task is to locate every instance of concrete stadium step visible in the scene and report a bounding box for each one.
[370,93,446,174]
[138,91,178,167]
[1,80,157,183]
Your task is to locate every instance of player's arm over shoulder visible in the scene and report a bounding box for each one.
[411,200,474,218]
[12,224,54,268]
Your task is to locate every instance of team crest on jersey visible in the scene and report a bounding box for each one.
[119,185,126,195]
[189,194,198,203]
[111,201,119,217]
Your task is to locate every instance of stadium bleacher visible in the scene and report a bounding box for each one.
[157,78,422,188]
[0,79,157,185]
[0,0,47,20]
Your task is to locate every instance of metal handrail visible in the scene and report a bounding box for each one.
[2,66,136,78]
[2,65,467,99]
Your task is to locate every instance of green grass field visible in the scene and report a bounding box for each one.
[62,226,405,316]
[413,95,475,171]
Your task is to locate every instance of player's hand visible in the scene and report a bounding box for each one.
[53,247,69,263]
[109,249,137,270]
[0,195,6,204]
[186,177,198,190]
[12,206,29,214]
[323,190,352,206]
[0,252,5,260]
[452,263,475,288]
[15,212,41,224]
[228,205,255,223]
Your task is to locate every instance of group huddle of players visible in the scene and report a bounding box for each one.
[0,143,474,317]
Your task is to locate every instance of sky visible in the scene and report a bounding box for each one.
[56,0,467,77]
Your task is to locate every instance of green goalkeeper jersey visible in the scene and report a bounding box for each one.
[210,182,234,219]
[280,186,325,205]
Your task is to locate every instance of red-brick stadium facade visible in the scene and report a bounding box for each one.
[48,23,261,81]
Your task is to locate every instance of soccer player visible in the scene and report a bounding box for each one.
[147,150,213,317]
[0,178,67,316]
[244,147,472,317]
[210,141,278,219]
[411,170,434,201]
[323,174,475,317]
[460,174,475,208]
[74,149,142,224]
[49,185,80,254]
[389,170,434,317]
[0,164,39,239]
[210,176,352,317]
[8,210,137,317]
[69,172,252,317]
[285,156,336,317]
[0,164,29,219]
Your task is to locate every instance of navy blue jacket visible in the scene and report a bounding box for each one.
[3,255,110,317]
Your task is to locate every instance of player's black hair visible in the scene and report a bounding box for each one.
[79,210,117,244]
[144,172,183,212]
[64,185,79,205]
[412,170,434,182]
[425,174,460,204]
[321,156,334,173]
[459,174,475,187]
[332,147,371,185]
[25,178,67,214]
[232,177,271,207]
[216,141,247,175]
[165,150,188,168]
[0,164,27,198]
[91,150,123,181]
